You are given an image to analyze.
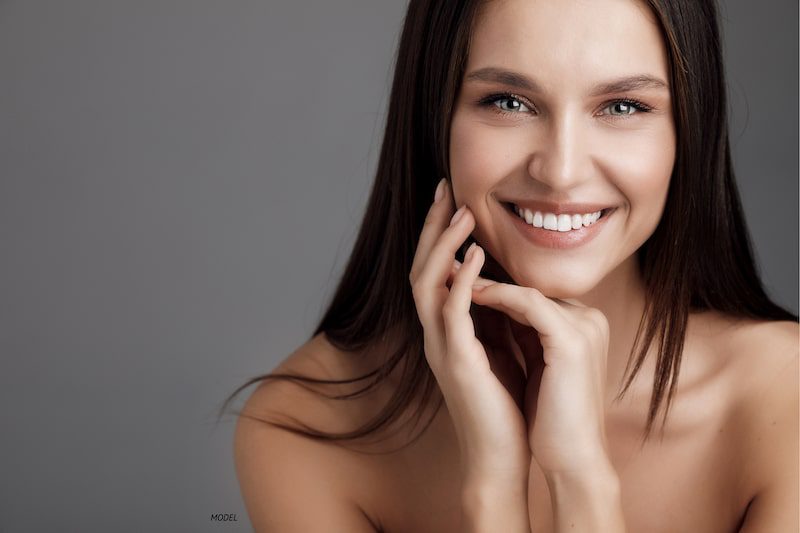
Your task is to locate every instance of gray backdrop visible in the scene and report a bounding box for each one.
[0,1,796,532]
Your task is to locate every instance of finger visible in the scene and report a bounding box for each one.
[441,242,485,363]
[552,297,588,309]
[471,283,566,341]
[471,279,583,315]
[445,258,462,288]
[409,178,454,284]
[409,179,456,338]
[418,203,474,286]
[413,204,476,329]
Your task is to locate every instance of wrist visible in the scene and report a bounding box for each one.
[539,444,616,486]
[543,463,623,529]
[460,450,532,497]
[544,465,621,498]
[461,482,531,533]
[461,477,528,505]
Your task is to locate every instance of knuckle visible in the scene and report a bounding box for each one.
[523,286,542,301]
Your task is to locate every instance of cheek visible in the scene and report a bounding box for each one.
[449,114,519,201]
[606,132,674,233]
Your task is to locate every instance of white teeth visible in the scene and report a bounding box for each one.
[557,214,572,232]
[512,204,604,232]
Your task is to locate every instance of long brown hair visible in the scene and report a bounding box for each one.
[219,0,798,450]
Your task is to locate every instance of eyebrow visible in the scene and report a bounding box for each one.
[464,67,669,96]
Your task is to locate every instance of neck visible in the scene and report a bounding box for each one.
[572,255,655,407]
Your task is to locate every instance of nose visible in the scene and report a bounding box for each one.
[526,111,591,190]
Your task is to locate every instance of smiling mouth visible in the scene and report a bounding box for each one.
[502,202,616,230]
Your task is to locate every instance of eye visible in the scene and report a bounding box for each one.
[477,92,534,117]
[475,93,654,120]
[599,98,653,118]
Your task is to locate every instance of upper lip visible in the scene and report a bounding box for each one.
[502,199,615,215]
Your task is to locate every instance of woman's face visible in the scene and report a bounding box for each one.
[449,0,676,299]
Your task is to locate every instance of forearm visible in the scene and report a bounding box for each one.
[460,480,531,533]
[544,463,626,533]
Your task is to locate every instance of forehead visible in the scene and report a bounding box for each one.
[468,0,670,92]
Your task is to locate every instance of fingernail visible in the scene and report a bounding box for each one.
[449,205,466,227]
[453,258,462,270]
[434,179,446,203]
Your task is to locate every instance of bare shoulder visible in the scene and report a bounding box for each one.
[233,334,387,532]
[723,317,799,531]
[724,318,798,394]
[731,317,798,357]
[716,315,798,410]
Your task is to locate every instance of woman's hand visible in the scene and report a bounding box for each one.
[409,179,530,488]
[470,276,614,476]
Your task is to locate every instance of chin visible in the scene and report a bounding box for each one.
[481,248,603,299]
[510,271,599,300]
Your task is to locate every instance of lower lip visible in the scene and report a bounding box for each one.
[505,204,616,250]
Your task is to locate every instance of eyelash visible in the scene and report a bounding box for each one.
[476,91,653,119]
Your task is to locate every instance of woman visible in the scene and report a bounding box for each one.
[224,0,798,531]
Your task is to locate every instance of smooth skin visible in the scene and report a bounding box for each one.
[233,0,798,529]
[411,178,624,531]
[410,180,530,533]
[409,182,530,487]
[447,0,676,413]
